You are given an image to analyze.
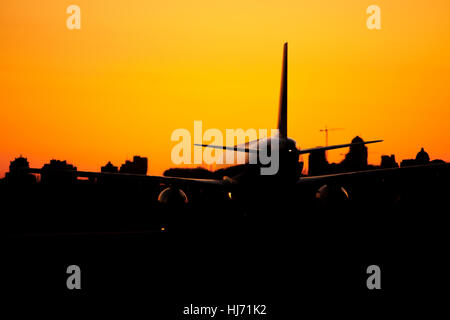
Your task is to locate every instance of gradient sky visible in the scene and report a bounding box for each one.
[1,0,449,176]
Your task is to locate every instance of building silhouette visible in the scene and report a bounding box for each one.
[119,156,148,175]
[401,147,431,167]
[101,161,118,173]
[415,147,430,164]
[380,154,398,168]
[308,150,329,176]
[4,156,36,184]
[164,167,215,179]
[41,160,77,184]
[340,136,368,171]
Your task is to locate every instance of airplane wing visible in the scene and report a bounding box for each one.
[298,140,383,155]
[297,162,449,184]
[27,168,231,187]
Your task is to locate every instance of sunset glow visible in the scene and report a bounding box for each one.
[1,0,449,176]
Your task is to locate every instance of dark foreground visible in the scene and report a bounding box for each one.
[3,165,449,316]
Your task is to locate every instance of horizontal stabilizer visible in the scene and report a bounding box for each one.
[298,140,383,155]
[194,144,258,153]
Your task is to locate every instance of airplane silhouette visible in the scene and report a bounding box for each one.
[27,43,389,202]
[195,43,382,184]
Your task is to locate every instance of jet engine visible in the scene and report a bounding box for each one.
[158,187,189,205]
[315,184,350,203]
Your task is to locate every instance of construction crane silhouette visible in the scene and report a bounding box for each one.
[319,126,344,158]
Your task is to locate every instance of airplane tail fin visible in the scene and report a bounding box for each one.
[195,43,289,153]
[277,42,288,138]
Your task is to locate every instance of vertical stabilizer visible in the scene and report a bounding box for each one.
[277,42,288,138]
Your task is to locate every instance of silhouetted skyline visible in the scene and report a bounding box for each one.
[2,136,446,184]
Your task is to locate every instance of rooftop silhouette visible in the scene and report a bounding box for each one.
[0,142,447,185]
[119,156,148,175]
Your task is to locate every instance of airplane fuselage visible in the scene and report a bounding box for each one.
[233,136,301,185]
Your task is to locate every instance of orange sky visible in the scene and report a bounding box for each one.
[1,0,449,177]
